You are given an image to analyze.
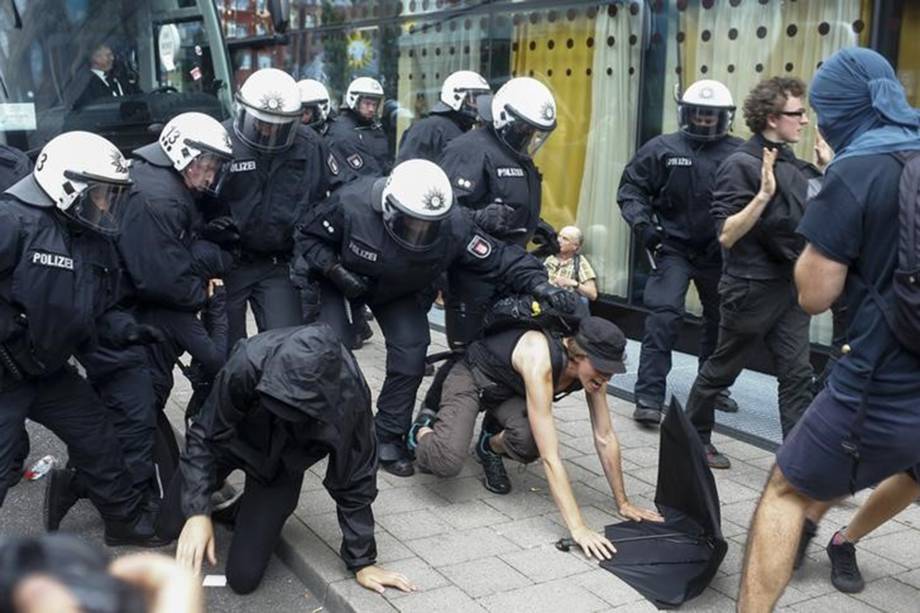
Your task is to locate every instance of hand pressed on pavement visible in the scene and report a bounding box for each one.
[618,501,664,523]
[176,515,217,576]
[570,525,616,560]
[355,565,417,594]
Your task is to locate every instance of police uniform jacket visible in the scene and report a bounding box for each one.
[0,145,32,190]
[396,111,465,164]
[617,132,743,250]
[293,176,549,306]
[325,111,393,178]
[0,190,129,377]
[438,127,543,248]
[710,134,822,279]
[219,121,337,257]
[180,325,378,571]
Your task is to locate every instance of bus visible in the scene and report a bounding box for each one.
[0,0,287,154]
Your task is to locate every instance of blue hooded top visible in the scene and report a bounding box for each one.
[809,47,920,163]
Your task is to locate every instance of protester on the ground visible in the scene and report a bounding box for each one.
[739,48,920,611]
[410,316,662,560]
[618,79,744,426]
[543,225,598,302]
[292,159,574,477]
[683,76,827,469]
[158,324,416,596]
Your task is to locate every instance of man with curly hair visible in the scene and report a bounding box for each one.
[683,77,830,470]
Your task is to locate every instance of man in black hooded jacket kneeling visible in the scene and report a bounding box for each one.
[156,323,414,596]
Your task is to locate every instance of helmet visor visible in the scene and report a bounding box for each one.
[500,121,552,157]
[186,152,231,197]
[235,106,298,152]
[68,182,130,236]
[301,103,326,127]
[383,199,442,250]
[679,106,732,140]
[458,89,490,119]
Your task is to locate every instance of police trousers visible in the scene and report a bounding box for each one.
[225,257,302,352]
[635,247,721,409]
[415,362,539,477]
[0,366,140,520]
[686,276,814,444]
[315,279,429,443]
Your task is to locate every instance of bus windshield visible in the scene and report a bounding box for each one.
[0,0,233,153]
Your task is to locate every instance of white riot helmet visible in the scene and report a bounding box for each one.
[9,131,132,236]
[159,112,233,196]
[234,68,302,152]
[379,159,453,251]
[490,77,557,158]
[437,70,491,120]
[677,79,735,141]
[343,77,384,122]
[297,79,331,128]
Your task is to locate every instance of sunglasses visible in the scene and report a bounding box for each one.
[778,110,808,118]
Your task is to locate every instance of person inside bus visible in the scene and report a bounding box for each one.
[73,43,138,108]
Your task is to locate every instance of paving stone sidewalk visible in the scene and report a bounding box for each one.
[165,324,920,612]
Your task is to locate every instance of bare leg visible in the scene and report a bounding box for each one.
[841,472,920,542]
[739,465,813,613]
[489,431,508,455]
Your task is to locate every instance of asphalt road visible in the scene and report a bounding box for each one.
[0,419,322,613]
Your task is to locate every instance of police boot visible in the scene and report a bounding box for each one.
[378,437,415,478]
[632,401,663,427]
[104,505,171,548]
[714,390,739,413]
[44,468,81,531]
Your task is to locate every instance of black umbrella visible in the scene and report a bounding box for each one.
[598,397,728,609]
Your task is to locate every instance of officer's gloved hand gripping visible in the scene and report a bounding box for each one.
[105,322,166,349]
[532,282,580,315]
[325,262,368,299]
[200,215,240,247]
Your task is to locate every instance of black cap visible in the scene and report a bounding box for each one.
[574,316,627,375]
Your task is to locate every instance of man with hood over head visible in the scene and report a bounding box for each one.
[156,323,415,596]
[739,48,920,611]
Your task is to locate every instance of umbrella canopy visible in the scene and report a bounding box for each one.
[599,397,728,609]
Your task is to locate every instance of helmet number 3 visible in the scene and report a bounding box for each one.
[36,152,47,172]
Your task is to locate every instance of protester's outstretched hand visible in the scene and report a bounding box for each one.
[618,501,664,523]
[176,515,217,576]
[355,565,417,594]
[570,525,616,560]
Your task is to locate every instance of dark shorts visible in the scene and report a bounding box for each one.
[777,385,920,501]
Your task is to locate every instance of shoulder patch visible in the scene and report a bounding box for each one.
[466,234,493,259]
[346,153,364,170]
[231,159,256,173]
[327,153,340,176]
[665,156,693,167]
[496,167,525,178]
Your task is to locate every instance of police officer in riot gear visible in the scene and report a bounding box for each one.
[396,70,491,163]
[297,78,333,135]
[118,112,233,411]
[326,77,393,177]
[0,132,165,546]
[219,68,338,350]
[293,160,575,477]
[617,79,743,425]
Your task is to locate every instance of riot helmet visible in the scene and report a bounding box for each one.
[490,77,557,158]
[343,77,384,124]
[159,112,233,196]
[297,79,331,128]
[437,70,491,121]
[379,159,453,251]
[234,68,302,152]
[677,79,735,141]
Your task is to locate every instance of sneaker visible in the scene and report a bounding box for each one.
[407,409,437,452]
[633,405,662,426]
[44,468,80,531]
[827,532,865,593]
[714,391,739,413]
[476,429,511,495]
[704,444,731,469]
[794,518,818,570]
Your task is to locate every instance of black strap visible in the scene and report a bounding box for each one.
[572,254,581,284]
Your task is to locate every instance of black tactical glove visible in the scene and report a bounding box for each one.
[473,202,517,237]
[532,282,579,315]
[113,323,166,348]
[201,216,240,247]
[531,219,560,258]
[636,222,664,253]
[326,263,368,300]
